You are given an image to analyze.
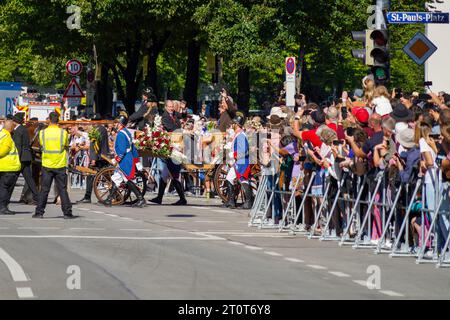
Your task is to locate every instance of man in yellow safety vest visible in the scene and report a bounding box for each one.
[0,117,22,215]
[33,112,74,219]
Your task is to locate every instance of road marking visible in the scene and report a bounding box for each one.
[212,209,233,214]
[190,206,209,210]
[228,241,244,246]
[284,258,305,263]
[77,208,90,211]
[380,290,404,297]
[0,217,24,220]
[353,280,368,287]
[0,247,29,282]
[18,227,60,230]
[328,271,351,278]
[0,227,10,230]
[244,245,262,251]
[306,264,327,270]
[104,214,118,217]
[69,228,106,231]
[154,220,185,223]
[119,217,135,221]
[84,219,105,222]
[16,287,35,299]
[264,251,282,257]
[195,221,225,223]
[0,235,223,241]
[91,211,105,214]
[119,229,153,232]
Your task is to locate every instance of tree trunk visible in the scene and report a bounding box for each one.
[144,32,171,100]
[183,39,201,114]
[95,64,112,117]
[237,66,250,115]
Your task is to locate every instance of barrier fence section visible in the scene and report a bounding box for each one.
[249,166,450,268]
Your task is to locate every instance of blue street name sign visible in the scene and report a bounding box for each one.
[387,12,449,24]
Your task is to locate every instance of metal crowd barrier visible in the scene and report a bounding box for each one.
[249,166,450,268]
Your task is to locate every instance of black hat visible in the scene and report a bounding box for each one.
[391,104,413,122]
[142,87,153,96]
[12,112,25,124]
[115,115,128,126]
[147,93,158,103]
[232,115,245,127]
[311,110,326,124]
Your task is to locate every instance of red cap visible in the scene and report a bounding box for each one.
[352,107,369,124]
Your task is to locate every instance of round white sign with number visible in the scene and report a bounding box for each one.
[66,59,83,76]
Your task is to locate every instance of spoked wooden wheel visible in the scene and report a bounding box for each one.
[213,164,261,204]
[124,171,148,205]
[93,167,127,206]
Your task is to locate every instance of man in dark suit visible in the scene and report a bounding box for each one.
[150,100,187,206]
[12,112,39,205]
[78,118,111,203]
[129,88,158,130]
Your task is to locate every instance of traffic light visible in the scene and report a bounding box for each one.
[367,29,390,85]
[351,29,390,85]
[351,30,369,65]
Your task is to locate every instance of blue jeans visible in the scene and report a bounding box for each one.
[266,174,282,220]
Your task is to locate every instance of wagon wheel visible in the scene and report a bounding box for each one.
[124,171,148,205]
[214,164,262,204]
[93,167,126,206]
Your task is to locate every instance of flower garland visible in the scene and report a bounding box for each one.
[134,115,172,158]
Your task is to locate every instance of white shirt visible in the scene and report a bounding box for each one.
[419,138,437,184]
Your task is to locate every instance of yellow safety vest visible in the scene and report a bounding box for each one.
[39,125,68,169]
[0,129,21,172]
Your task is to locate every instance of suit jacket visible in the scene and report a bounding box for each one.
[12,124,33,162]
[129,101,149,130]
[162,111,182,132]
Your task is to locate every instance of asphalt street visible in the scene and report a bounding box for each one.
[0,181,449,300]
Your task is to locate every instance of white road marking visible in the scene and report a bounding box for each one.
[353,280,368,287]
[244,245,262,251]
[228,241,244,246]
[119,229,153,232]
[190,206,209,210]
[0,227,10,230]
[0,217,24,220]
[380,290,404,297]
[195,221,225,223]
[154,220,185,223]
[328,271,351,278]
[0,235,223,241]
[76,208,90,211]
[91,211,105,214]
[18,227,60,230]
[0,247,29,282]
[264,251,282,257]
[119,217,135,221]
[284,258,305,263]
[16,287,35,299]
[104,214,118,217]
[212,209,233,214]
[69,228,106,231]
[306,264,327,270]
[84,219,105,222]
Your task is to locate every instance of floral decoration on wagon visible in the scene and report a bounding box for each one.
[134,115,172,158]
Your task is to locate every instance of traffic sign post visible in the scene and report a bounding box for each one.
[403,32,438,65]
[387,12,449,24]
[66,59,83,76]
[285,57,296,108]
[63,78,85,99]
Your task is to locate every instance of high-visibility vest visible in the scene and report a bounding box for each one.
[0,129,21,172]
[39,125,68,169]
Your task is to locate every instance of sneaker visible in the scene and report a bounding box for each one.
[370,239,380,245]
[32,214,44,219]
[63,214,76,220]
[172,199,187,206]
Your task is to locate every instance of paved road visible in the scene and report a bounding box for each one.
[0,184,449,300]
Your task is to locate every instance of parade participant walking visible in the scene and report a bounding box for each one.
[104,115,145,208]
[78,120,110,204]
[11,112,39,205]
[33,112,74,219]
[225,115,253,209]
[150,100,187,206]
[0,118,21,215]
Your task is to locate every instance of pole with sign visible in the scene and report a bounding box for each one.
[285,57,296,108]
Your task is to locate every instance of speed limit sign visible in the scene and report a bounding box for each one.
[66,59,83,76]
